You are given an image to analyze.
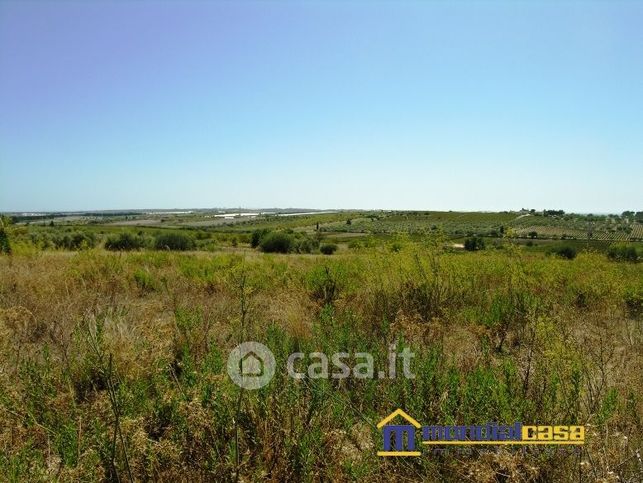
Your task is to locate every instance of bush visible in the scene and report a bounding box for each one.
[251,229,271,248]
[105,232,147,251]
[551,245,577,260]
[306,265,344,305]
[53,231,97,250]
[464,237,485,251]
[294,238,319,254]
[259,232,293,253]
[607,244,639,262]
[0,228,11,254]
[154,232,195,251]
[320,243,338,255]
[624,286,642,317]
[30,232,53,250]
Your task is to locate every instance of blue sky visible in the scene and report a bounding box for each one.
[1,1,641,213]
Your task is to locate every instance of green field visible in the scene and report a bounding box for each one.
[9,209,643,254]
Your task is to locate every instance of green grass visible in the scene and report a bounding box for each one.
[0,243,641,481]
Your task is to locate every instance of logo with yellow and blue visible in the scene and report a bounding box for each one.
[377,409,585,457]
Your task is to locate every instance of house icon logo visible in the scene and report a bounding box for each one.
[227,341,276,389]
[377,409,422,457]
[240,351,264,376]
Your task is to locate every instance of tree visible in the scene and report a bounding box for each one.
[544,210,565,217]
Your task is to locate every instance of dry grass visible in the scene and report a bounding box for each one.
[0,247,641,481]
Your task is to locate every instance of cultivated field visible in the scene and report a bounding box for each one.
[16,209,642,243]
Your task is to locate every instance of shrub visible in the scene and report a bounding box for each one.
[194,231,211,240]
[154,232,195,251]
[607,243,639,262]
[551,245,577,260]
[0,228,11,254]
[294,238,318,254]
[464,237,485,251]
[320,243,338,255]
[307,265,343,305]
[105,232,147,251]
[30,232,53,250]
[259,232,293,253]
[623,286,642,317]
[251,229,271,248]
[53,231,97,250]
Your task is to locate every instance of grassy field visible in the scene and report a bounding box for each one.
[15,209,643,243]
[0,214,642,481]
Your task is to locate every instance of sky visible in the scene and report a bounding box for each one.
[0,1,641,213]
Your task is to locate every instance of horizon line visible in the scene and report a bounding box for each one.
[1,207,637,216]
